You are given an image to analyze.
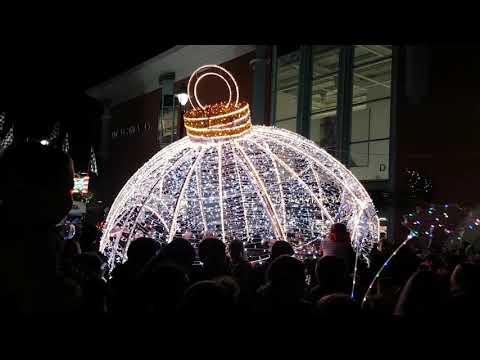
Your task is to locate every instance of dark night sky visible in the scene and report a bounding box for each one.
[1,31,174,169]
[2,37,174,124]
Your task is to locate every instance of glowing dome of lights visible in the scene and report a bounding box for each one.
[100,65,379,270]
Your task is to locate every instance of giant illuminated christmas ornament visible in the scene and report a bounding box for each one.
[100,65,379,270]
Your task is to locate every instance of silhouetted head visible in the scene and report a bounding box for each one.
[329,223,349,242]
[378,238,388,252]
[198,237,226,265]
[394,270,445,317]
[229,240,245,262]
[79,224,102,252]
[0,142,74,225]
[63,238,82,260]
[137,262,189,312]
[270,240,294,260]
[215,276,240,304]
[180,280,233,316]
[127,237,162,267]
[450,262,480,295]
[315,256,347,289]
[316,293,359,318]
[267,255,305,298]
[162,237,196,272]
[74,252,105,279]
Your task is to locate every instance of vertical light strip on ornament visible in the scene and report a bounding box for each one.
[195,160,208,234]
[373,215,381,265]
[234,141,286,241]
[150,193,173,217]
[110,207,139,268]
[100,139,189,253]
[218,144,226,243]
[117,147,195,263]
[130,204,169,234]
[293,166,313,180]
[248,139,334,225]
[232,144,251,243]
[260,129,362,204]
[264,141,287,232]
[168,148,206,243]
[152,142,198,226]
[108,174,162,266]
[310,162,326,222]
[0,112,5,132]
[263,132,375,256]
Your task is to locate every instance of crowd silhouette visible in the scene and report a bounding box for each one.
[1,142,480,319]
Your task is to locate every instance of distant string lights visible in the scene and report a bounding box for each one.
[362,202,480,307]
[405,168,433,200]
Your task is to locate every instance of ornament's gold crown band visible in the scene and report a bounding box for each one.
[184,101,252,139]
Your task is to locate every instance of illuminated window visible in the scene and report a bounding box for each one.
[272,45,394,182]
[310,46,340,155]
[274,46,301,132]
[349,45,392,181]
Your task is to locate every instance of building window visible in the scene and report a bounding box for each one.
[272,45,394,182]
[349,45,392,181]
[274,47,300,132]
[310,46,340,155]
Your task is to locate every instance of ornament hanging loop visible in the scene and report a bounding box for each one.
[187,65,239,110]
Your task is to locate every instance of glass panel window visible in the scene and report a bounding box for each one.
[352,60,392,105]
[275,49,300,131]
[272,44,393,182]
[350,140,389,180]
[353,45,392,67]
[350,45,392,181]
[350,142,369,167]
[351,107,370,142]
[310,46,340,154]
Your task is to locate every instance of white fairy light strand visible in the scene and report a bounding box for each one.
[218,144,226,243]
[195,160,208,233]
[0,112,5,132]
[235,141,287,242]
[89,146,98,175]
[62,133,70,154]
[47,122,60,142]
[256,128,376,262]
[101,139,192,265]
[264,142,287,231]
[247,138,334,225]
[0,125,14,151]
[167,148,205,243]
[233,148,251,243]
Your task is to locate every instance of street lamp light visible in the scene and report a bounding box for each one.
[176,93,189,107]
[176,93,189,139]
